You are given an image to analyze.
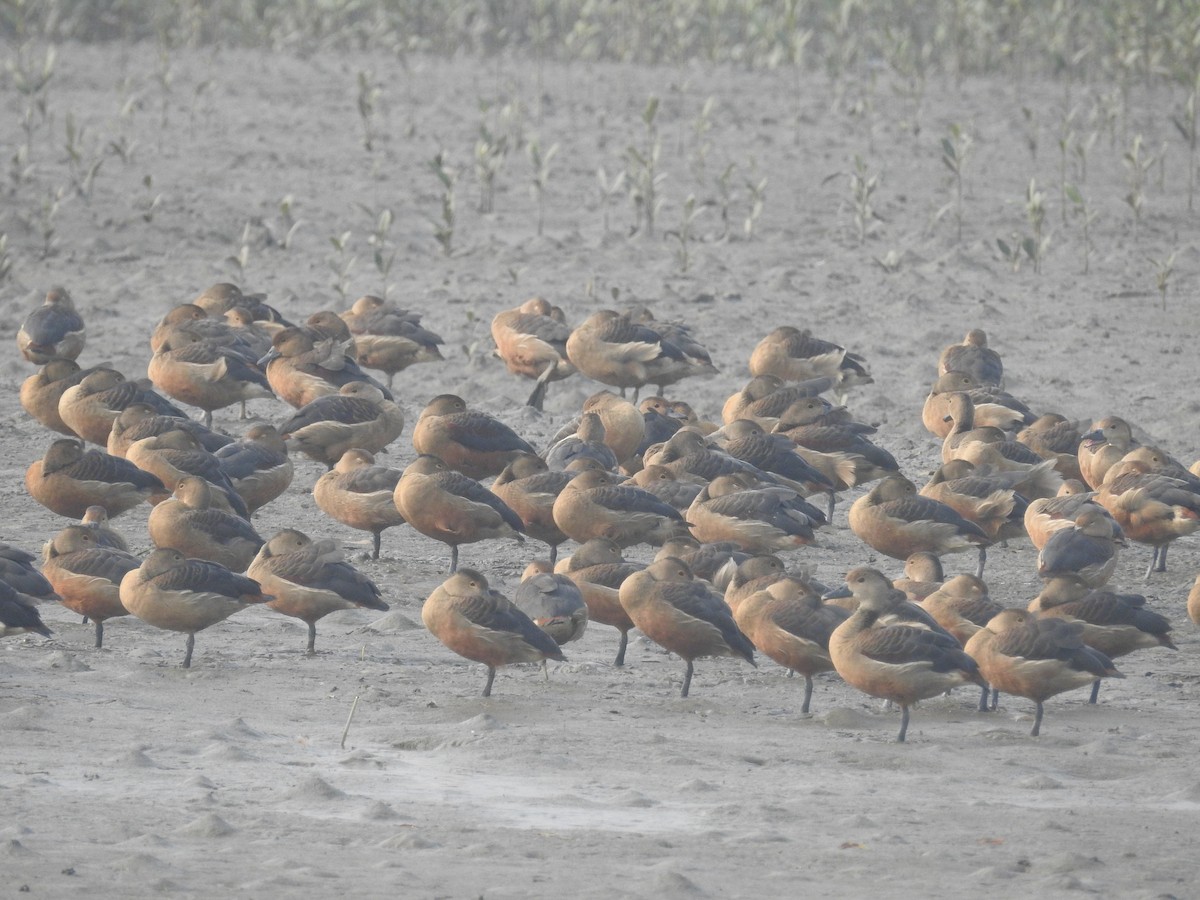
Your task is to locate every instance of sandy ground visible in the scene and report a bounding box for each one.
[2,43,1199,898]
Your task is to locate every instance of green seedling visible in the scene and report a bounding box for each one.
[1148,251,1176,311]
[475,121,508,214]
[357,71,381,152]
[1065,184,1098,274]
[428,151,457,256]
[625,96,664,237]
[940,123,972,244]
[328,231,356,301]
[528,138,558,236]
[596,166,626,236]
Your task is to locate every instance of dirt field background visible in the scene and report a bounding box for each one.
[1,15,1199,899]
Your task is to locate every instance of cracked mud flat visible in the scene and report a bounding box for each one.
[1,43,1197,899]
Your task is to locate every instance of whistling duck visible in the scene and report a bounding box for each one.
[827,567,985,742]
[965,609,1122,734]
[277,381,404,469]
[937,329,1003,385]
[735,577,850,713]
[619,557,756,697]
[552,468,687,548]
[248,529,387,653]
[422,568,565,696]
[313,449,405,559]
[43,525,139,648]
[119,547,270,667]
[26,438,166,518]
[393,455,525,573]
[17,286,85,364]
[491,297,575,409]
[147,476,264,572]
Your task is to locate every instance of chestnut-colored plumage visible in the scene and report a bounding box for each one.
[18,287,85,365]
[26,438,166,519]
[313,449,405,559]
[827,567,986,742]
[619,558,755,697]
[422,568,565,696]
[43,526,140,648]
[119,547,271,667]
[248,529,387,653]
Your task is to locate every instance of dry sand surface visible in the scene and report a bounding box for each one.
[2,42,1199,899]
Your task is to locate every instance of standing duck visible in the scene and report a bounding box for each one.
[17,286,85,364]
[827,567,986,742]
[422,568,565,696]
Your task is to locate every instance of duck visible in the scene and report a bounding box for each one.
[565,309,716,402]
[26,438,167,519]
[556,538,643,666]
[827,567,986,742]
[552,468,688,548]
[848,474,991,577]
[920,371,1033,439]
[150,303,272,358]
[1023,479,1112,549]
[734,577,850,713]
[248,529,387,653]
[918,574,1005,645]
[1188,574,1200,625]
[618,557,755,697]
[491,297,576,409]
[747,326,871,392]
[106,402,233,458]
[213,424,294,514]
[721,374,841,428]
[543,412,619,472]
[75,505,130,551]
[920,461,1027,543]
[965,609,1122,734]
[0,580,52,639]
[1016,413,1085,481]
[277,381,405,469]
[42,525,140,648]
[687,473,825,553]
[17,286,85,364]
[650,428,780,486]
[627,465,704,512]
[937,329,1003,385]
[1097,457,1200,580]
[126,429,251,519]
[337,295,444,389]
[513,571,589,648]
[421,568,565,696]
[393,454,525,573]
[313,449,405,559]
[1029,576,1176,703]
[411,394,535,480]
[1036,509,1123,587]
[1078,416,1137,490]
[58,368,189,446]
[258,326,393,408]
[20,359,97,436]
[721,554,790,612]
[892,551,945,603]
[192,282,291,327]
[148,326,274,426]
[119,547,271,667]
[147,476,264,572]
[490,454,597,566]
[715,419,835,496]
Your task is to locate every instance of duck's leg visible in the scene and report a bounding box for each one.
[203,410,213,428]
[897,704,911,742]
[977,683,990,712]
[680,660,694,698]
[306,622,317,654]
[183,633,195,668]
[240,400,248,419]
[990,687,999,711]
[826,491,836,523]
[94,620,104,650]
[1156,543,1168,573]
[801,675,814,714]
[541,660,550,682]
[1088,678,1101,704]
[449,545,459,574]
[372,531,382,560]
[614,630,628,667]
[1031,701,1045,736]
[548,542,558,567]
[976,546,987,579]
[482,665,497,697]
